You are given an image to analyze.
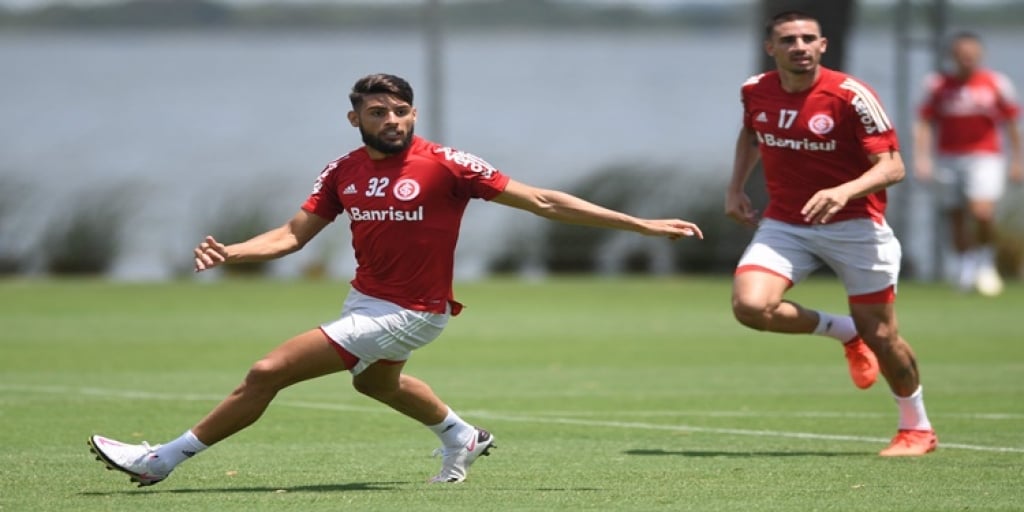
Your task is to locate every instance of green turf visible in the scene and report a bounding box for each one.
[1,276,1021,511]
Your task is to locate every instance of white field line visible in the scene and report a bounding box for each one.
[4,384,1023,453]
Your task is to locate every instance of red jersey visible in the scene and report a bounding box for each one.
[918,69,1020,155]
[302,136,510,315]
[741,67,899,224]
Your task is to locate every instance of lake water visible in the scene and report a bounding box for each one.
[3,27,1023,280]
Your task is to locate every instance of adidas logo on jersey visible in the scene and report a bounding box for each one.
[755,112,768,123]
[343,184,358,195]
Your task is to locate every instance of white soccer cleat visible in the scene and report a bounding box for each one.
[429,428,496,483]
[88,435,171,487]
[975,267,1004,297]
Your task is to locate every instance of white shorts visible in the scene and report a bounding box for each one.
[320,288,449,375]
[736,218,901,298]
[934,154,1007,208]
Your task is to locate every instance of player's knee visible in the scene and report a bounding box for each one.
[970,202,997,222]
[242,358,289,392]
[731,296,772,331]
[858,323,898,350]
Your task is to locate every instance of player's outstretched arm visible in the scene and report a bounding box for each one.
[194,209,331,272]
[491,179,702,240]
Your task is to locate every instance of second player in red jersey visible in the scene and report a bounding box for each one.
[725,10,937,457]
[913,32,1022,296]
[918,61,1019,155]
[741,67,899,224]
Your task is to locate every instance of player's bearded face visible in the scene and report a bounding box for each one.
[351,95,417,155]
[360,124,415,155]
[769,20,826,74]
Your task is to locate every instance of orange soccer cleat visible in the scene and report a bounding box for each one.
[843,337,879,389]
[879,429,938,457]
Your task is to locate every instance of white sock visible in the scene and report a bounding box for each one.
[958,250,979,289]
[427,408,475,449]
[813,311,858,344]
[154,430,208,470]
[894,386,932,431]
[976,245,996,270]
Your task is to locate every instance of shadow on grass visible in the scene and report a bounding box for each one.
[625,449,868,458]
[79,481,408,496]
[80,482,606,496]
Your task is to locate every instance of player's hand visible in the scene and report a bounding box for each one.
[801,187,850,224]
[639,219,703,240]
[194,235,229,272]
[914,157,934,183]
[725,190,759,228]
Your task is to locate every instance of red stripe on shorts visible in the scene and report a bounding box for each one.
[848,285,896,304]
[323,330,359,370]
[321,328,405,370]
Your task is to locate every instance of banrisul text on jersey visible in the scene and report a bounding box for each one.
[347,206,425,222]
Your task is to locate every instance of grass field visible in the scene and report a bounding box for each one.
[1,276,1022,511]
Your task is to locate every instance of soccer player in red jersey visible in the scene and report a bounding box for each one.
[914,32,1022,296]
[725,11,937,456]
[87,73,703,486]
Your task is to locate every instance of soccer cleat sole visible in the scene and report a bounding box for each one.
[481,442,496,457]
[435,441,497,483]
[87,437,166,487]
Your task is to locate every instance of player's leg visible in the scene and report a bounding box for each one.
[352,360,446,424]
[732,269,815,333]
[964,155,1007,296]
[732,220,875,388]
[934,156,976,290]
[328,289,494,482]
[191,329,348,444]
[849,301,936,456]
[732,220,818,332]
[970,199,998,247]
[948,206,976,290]
[351,361,495,483]
[948,207,971,253]
[88,328,349,486]
[968,198,1002,294]
[825,218,935,455]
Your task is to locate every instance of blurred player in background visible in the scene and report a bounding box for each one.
[914,31,1022,296]
[87,73,703,487]
[725,11,937,456]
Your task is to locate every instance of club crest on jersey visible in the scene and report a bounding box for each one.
[393,178,421,201]
[808,113,835,135]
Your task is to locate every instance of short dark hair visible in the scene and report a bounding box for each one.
[349,74,414,109]
[764,10,820,40]
[948,30,982,47]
